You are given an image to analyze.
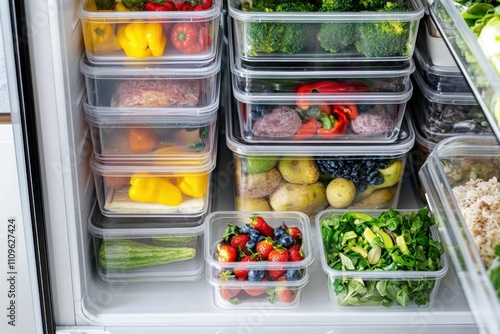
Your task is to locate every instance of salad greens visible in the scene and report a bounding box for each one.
[320,207,445,307]
[489,244,500,298]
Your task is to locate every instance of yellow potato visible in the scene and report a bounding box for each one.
[326,178,356,208]
[269,182,328,215]
[235,196,272,211]
[349,187,395,209]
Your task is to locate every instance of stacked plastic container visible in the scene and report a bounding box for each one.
[214,0,426,309]
[78,0,223,282]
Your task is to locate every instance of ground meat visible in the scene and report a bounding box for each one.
[350,105,397,135]
[452,177,500,268]
[252,106,302,137]
[110,80,200,107]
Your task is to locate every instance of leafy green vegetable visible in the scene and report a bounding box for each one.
[320,207,445,307]
[488,244,500,298]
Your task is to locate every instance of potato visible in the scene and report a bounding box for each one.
[235,159,282,198]
[235,196,272,211]
[278,157,319,184]
[349,187,395,209]
[269,182,328,215]
[326,178,356,208]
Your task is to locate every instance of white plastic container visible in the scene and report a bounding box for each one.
[78,0,222,64]
[80,39,221,110]
[419,135,500,333]
[316,209,449,310]
[225,100,415,214]
[204,211,313,309]
[88,202,205,282]
[84,100,218,161]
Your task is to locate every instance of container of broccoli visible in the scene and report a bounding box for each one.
[228,0,425,61]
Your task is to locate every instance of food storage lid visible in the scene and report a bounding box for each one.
[230,22,416,80]
[225,97,415,156]
[79,38,222,79]
[412,69,478,105]
[315,209,449,280]
[84,100,219,123]
[233,76,414,105]
[88,200,207,233]
[418,135,500,333]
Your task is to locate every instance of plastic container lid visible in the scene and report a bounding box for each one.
[412,69,478,105]
[88,200,207,234]
[225,97,415,157]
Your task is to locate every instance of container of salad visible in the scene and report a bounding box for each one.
[419,135,500,333]
[316,208,448,309]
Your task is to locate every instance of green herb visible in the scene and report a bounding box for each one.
[320,207,444,307]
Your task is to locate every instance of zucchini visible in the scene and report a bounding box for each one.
[152,235,198,247]
[98,239,196,270]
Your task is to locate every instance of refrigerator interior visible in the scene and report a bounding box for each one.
[21,0,483,332]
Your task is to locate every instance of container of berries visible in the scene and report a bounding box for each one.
[204,212,313,309]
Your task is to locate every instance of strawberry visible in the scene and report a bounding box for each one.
[267,247,289,280]
[230,234,251,254]
[289,245,304,262]
[244,277,267,296]
[255,237,274,260]
[275,287,295,303]
[219,270,240,302]
[216,243,237,262]
[249,215,274,237]
[286,226,303,243]
[233,254,257,280]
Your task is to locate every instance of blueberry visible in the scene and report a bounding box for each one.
[249,229,261,241]
[248,269,265,281]
[241,224,253,234]
[257,235,265,243]
[285,269,302,281]
[276,234,294,248]
[246,240,256,250]
[273,227,285,239]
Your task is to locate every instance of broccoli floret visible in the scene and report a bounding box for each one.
[243,1,320,55]
[355,2,411,57]
[320,0,360,12]
[317,23,357,53]
[358,0,388,11]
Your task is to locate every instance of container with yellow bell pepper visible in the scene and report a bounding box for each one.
[117,22,166,58]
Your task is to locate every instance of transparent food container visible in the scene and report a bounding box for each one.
[204,211,313,309]
[315,209,448,310]
[80,39,221,109]
[412,69,491,139]
[419,135,500,334]
[78,0,222,64]
[228,0,424,63]
[414,19,471,93]
[84,100,218,161]
[430,0,500,143]
[233,77,413,144]
[90,152,216,217]
[88,202,205,282]
[225,100,415,215]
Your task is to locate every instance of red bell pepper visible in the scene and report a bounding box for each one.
[317,109,348,139]
[171,23,198,51]
[177,24,211,54]
[333,104,358,120]
[293,118,322,140]
[144,1,176,11]
[296,81,369,110]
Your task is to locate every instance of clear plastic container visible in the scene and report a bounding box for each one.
[225,99,415,215]
[413,19,471,93]
[90,151,216,217]
[204,211,313,309]
[78,0,222,64]
[228,0,424,63]
[419,135,500,333]
[80,38,221,109]
[233,76,413,144]
[412,69,491,139]
[88,202,205,282]
[431,0,500,143]
[84,100,218,161]
[315,209,449,310]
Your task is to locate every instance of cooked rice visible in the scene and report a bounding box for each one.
[452,177,500,268]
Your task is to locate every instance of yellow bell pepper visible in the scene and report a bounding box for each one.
[177,174,209,198]
[117,22,167,58]
[129,174,182,206]
[85,22,122,53]
[115,1,129,11]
